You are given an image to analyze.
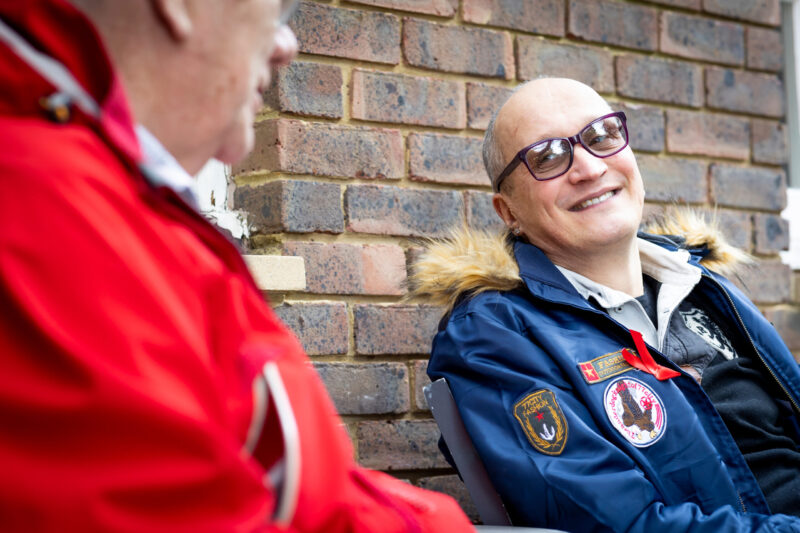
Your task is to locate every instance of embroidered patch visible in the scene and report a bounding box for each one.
[604,377,666,447]
[513,389,568,455]
[680,308,737,360]
[578,350,635,384]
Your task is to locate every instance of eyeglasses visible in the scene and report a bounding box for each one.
[493,111,629,192]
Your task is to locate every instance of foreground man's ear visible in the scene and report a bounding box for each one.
[493,192,517,229]
[150,0,193,41]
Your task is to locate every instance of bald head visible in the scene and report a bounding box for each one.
[483,78,613,191]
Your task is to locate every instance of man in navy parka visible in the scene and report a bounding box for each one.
[414,78,800,531]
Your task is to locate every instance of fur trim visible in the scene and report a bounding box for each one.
[408,227,521,312]
[409,208,752,313]
[644,207,753,277]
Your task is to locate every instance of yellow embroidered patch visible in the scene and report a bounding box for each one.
[577,349,635,384]
[513,389,568,455]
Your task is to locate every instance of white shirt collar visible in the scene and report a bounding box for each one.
[135,125,199,208]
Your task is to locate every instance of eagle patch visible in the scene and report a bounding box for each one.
[513,389,568,455]
[604,377,666,447]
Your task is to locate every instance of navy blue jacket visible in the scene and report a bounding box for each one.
[428,234,800,532]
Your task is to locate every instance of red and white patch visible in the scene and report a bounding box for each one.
[603,377,666,447]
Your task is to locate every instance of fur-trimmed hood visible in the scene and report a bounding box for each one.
[409,208,752,313]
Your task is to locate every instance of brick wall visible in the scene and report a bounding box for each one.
[233,0,799,519]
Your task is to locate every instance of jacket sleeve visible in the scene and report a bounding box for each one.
[429,299,800,533]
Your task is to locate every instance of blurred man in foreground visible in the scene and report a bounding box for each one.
[0,0,474,531]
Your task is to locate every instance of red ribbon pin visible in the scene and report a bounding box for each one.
[621,329,681,381]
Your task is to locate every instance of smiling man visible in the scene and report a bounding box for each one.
[415,78,800,531]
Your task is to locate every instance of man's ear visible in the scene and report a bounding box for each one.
[492,192,516,229]
[150,0,193,41]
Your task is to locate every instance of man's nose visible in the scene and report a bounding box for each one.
[270,25,298,69]
[566,144,607,184]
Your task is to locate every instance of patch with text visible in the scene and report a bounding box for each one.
[578,349,635,384]
[513,389,568,455]
[604,377,666,447]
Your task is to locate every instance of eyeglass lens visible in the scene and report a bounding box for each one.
[524,115,627,180]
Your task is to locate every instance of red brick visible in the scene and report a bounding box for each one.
[236,119,403,179]
[706,68,784,118]
[408,133,487,186]
[290,2,400,64]
[466,82,512,131]
[354,304,443,355]
[616,55,703,108]
[660,12,744,66]
[403,19,514,79]
[314,362,409,415]
[345,184,463,238]
[641,0,700,8]
[465,190,505,233]
[752,119,788,166]
[703,0,780,26]
[263,61,342,118]
[712,208,753,251]
[283,242,407,295]
[412,360,431,411]
[763,307,800,351]
[747,27,783,72]
[568,0,658,51]
[273,302,349,355]
[517,37,614,93]
[636,155,708,203]
[234,180,343,234]
[710,164,787,211]
[356,419,448,469]
[666,110,749,160]
[615,102,664,153]
[348,0,457,16]
[641,203,666,227]
[733,260,792,304]
[754,214,790,255]
[462,0,565,37]
[351,69,466,129]
[417,475,479,522]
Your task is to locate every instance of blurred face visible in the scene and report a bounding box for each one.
[492,79,645,265]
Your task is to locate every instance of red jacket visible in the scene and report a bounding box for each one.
[0,1,473,531]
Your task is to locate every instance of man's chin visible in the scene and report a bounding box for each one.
[213,134,254,167]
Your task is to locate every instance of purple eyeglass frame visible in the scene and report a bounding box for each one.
[493,111,629,192]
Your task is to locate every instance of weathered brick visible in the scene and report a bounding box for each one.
[351,69,466,129]
[734,260,791,304]
[710,164,786,211]
[290,2,400,64]
[314,362,409,415]
[356,419,448,469]
[641,203,666,228]
[412,360,431,411]
[465,190,505,233]
[568,0,658,51]
[713,208,753,251]
[462,0,565,37]
[403,19,514,79]
[615,102,664,153]
[234,180,343,234]
[354,304,442,354]
[282,242,407,295]
[467,83,513,130]
[703,0,780,26]
[263,61,342,118]
[636,155,707,203]
[616,55,703,107]
[417,475,479,523]
[517,37,614,93]
[409,133,487,186]
[641,0,700,8]
[345,184,463,238]
[660,12,744,66]
[666,110,749,160]
[762,307,800,351]
[236,119,404,179]
[747,27,783,72]
[348,0,457,17]
[273,302,349,355]
[752,119,788,166]
[754,214,790,255]
[706,68,784,118]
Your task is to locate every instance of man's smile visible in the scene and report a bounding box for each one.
[570,189,618,211]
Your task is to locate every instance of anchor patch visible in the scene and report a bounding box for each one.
[513,389,568,455]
